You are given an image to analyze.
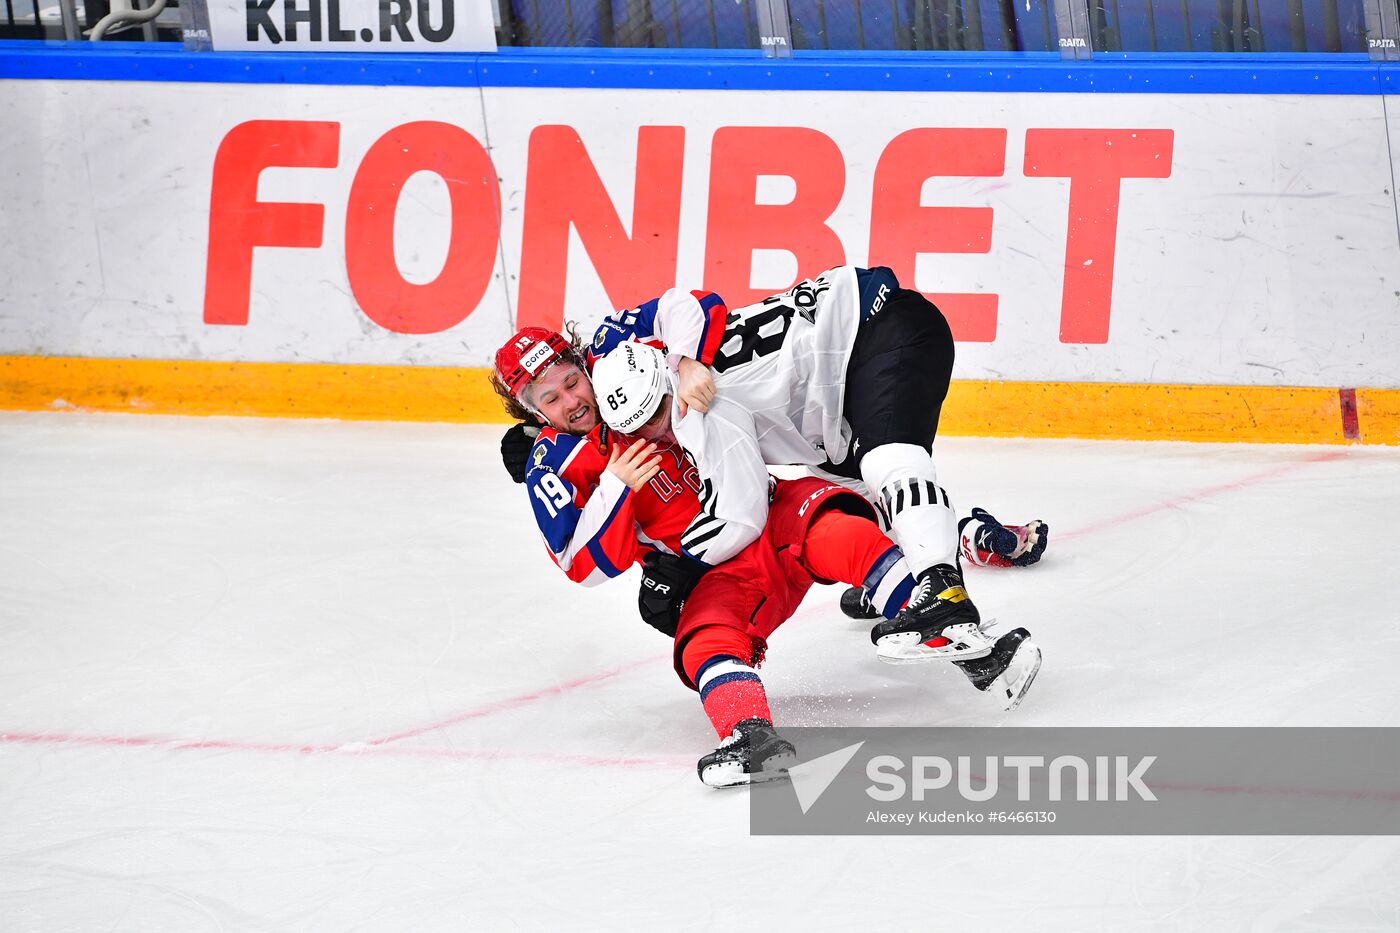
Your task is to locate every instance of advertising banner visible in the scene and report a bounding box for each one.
[2,79,1399,389]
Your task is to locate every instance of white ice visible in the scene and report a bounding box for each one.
[1,411,1398,931]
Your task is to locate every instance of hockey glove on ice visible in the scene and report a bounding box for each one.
[500,420,542,484]
[638,551,711,638]
[959,507,1049,568]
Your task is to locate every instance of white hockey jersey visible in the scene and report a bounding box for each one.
[702,265,866,468]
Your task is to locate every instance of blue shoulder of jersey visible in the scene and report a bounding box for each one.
[525,430,583,479]
[587,296,667,364]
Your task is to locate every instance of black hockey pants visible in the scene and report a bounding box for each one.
[820,281,955,480]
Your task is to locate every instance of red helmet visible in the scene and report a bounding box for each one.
[494,327,576,398]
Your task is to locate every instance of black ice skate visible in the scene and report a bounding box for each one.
[839,585,881,620]
[954,627,1043,711]
[698,718,798,788]
[869,564,996,663]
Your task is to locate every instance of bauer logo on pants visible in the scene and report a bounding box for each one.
[750,727,1400,835]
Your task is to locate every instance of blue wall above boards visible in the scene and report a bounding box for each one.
[0,40,1390,94]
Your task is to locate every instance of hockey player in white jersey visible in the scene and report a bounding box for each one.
[588,266,1044,668]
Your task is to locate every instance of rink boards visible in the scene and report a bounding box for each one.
[2,48,1400,442]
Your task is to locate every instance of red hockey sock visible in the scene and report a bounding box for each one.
[681,625,773,737]
[696,657,772,737]
[801,507,900,587]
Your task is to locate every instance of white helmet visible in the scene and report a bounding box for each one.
[592,342,670,434]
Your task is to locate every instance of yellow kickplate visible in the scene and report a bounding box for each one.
[0,356,513,424]
[2,356,1398,444]
[941,380,1367,445]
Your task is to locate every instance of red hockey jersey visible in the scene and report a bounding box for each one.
[524,423,704,586]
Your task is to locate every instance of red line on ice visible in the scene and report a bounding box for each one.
[0,655,672,763]
[1058,449,1347,543]
[1148,780,1400,804]
[363,654,663,746]
[7,729,1397,801]
[0,728,689,770]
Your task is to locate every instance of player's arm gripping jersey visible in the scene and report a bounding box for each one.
[524,430,643,586]
[587,289,729,369]
[673,396,772,566]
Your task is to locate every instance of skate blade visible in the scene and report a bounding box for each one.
[874,625,995,664]
[701,751,797,789]
[991,640,1043,712]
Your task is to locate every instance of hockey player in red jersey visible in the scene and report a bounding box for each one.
[587,266,1046,664]
[493,327,1040,787]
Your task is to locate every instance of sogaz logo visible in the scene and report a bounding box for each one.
[520,341,555,374]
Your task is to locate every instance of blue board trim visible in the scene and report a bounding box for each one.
[0,40,1394,94]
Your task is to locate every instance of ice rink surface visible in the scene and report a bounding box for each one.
[2,410,1398,932]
